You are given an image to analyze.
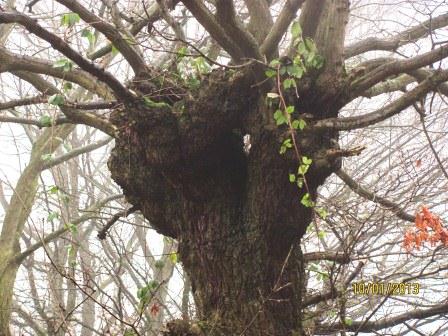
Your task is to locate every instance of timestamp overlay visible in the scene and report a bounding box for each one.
[352,282,420,296]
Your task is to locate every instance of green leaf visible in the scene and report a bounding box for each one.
[169,253,178,264]
[297,41,307,55]
[47,211,59,222]
[49,185,59,194]
[285,105,295,114]
[344,318,353,326]
[143,97,170,108]
[53,58,73,72]
[269,59,280,67]
[41,154,53,161]
[81,28,96,46]
[48,94,65,106]
[298,164,309,175]
[111,44,119,56]
[177,46,188,58]
[65,222,78,234]
[301,193,314,208]
[291,21,302,39]
[265,69,277,78]
[63,82,73,92]
[298,119,307,130]
[280,138,292,154]
[302,156,313,165]
[283,78,295,89]
[297,177,304,188]
[289,173,296,183]
[318,230,326,239]
[61,13,80,28]
[288,64,304,79]
[39,115,52,127]
[315,207,328,219]
[155,260,165,269]
[274,109,287,126]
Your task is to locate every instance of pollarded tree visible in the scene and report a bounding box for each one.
[1,0,448,335]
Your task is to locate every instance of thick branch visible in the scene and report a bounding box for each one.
[316,69,448,130]
[181,0,245,61]
[244,0,273,44]
[316,302,448,333]
[55,0,147,76]
[350,43,448,97]
[0,47,113,99]
[215,0,262,60]
[345,12,448,58]
[260,0,306,59]
[13,71,117,136]
[0,12,135,101]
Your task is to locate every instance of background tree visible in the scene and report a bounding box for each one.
[0,0,448,335]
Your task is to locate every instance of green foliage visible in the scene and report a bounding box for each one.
[63,82,73,92]
[169,252,178,264]
[64,222,78,234]
[39,115,52,127]
[47,211,59,222]
[301,193,314,208]
[41,153,53,161]
[48,94,65,106]
[137,280,159,311]
[81,29,96,47]
[143,97,170,108]
[61,13,80,28]
[155,260,165,269]
[280,138,292,154]
[53,58,73,72]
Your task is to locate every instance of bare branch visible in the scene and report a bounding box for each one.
[335,169,415,223]
[345,12,448,58]
[181,0,245,61]
[55,0,148,76]
[350,43,448,97]
[316,69,448,130]
[215,0,262,60]
[260,0,306,59]
[0,12,135,101]
[317,302,448,333]
[0,47,113,99]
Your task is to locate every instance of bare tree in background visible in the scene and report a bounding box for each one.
[0,0,448,335]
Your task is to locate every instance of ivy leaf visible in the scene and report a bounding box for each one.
[283,78,296,89]
[41,153,53,161]
[285,105,295,114]
[291,21,302,39]
[47,211,59,222]
[344,318,353,326]
[39,115,52,127]
[289,173,296,183]
[53,58,73,72]
[169,253,178,264]
[63,82,73,92]
[302,156,313,165]
[301,193,314,208]
[111,44,119,56]
[81,28,96,46]
[155,260,165,268]
[265,69,277,78]
[61,13,80,28]
[274,109,287,126]
[48,94,65,106]
[49,185,59,194]
[315,207,328,219]
[143,97,170,108]
[318,230,326,239]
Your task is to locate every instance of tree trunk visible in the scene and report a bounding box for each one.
[108,2,349,334]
